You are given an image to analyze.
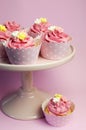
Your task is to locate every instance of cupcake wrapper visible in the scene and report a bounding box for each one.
[5,45,41,65]
[42,99,75,127]
[41,42,71,60]
[0,41,8,58]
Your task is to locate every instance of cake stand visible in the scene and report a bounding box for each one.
[0,45,75,120]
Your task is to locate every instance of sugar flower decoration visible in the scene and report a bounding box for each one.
[12,31,19,37]
[40,18,47,23]
[52,94,62,103]
[35,18,47,24]
[0,25,7,32]
[17,32,27,40]
[48,26,57,31]
[48,26,64,32]
[53,97,60,103]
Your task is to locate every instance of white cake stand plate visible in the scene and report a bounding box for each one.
[0,46,75,120]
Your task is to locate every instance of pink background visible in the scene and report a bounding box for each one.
[0,0,86,129]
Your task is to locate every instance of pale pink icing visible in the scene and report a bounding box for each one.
[42,29,71,43]
[0,31,11,42]
[47,96,72,116]
[7,35,35,49]
[29,22,49,34]
[4,21,21,32]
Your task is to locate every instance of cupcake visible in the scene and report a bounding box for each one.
[0,24,11,58]
[4,31,41,64]
[41,26,72,60]
[4,21,21,32]
[28,17,50,38]
[42,94,75,127]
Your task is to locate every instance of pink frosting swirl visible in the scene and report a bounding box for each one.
[47,96,72,116]
[7,35,35,49]
[29,22,49,34]
[0,31,11,42]
[42,28,71,43]
[4,21,21,32]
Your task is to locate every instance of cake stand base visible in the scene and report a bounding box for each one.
[0,46,75,120]
[1,87,50,120]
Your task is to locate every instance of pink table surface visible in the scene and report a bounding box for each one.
[0,94,85,130]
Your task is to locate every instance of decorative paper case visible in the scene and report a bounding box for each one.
[41,42,71,60]
[42,98,75,127]
[5,45,41,65]
[0,41,8,58]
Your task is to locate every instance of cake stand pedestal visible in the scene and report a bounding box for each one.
[0,46,75,120]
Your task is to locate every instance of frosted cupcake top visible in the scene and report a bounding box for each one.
[29,17,49,34]
[46,94,72,116]
[42,26,72,43]
[4,21,21,32]
[5,31,35,49]
[0,25,11,42]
